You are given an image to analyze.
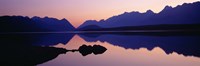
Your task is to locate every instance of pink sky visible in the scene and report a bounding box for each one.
[0,0,199,27]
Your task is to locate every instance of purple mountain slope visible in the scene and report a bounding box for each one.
[78,2,200,29]
[31,16,75,31]
[0,16,75,32]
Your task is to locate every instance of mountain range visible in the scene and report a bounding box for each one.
[0,16,75,32]
[1,2,200,32]
[78,2,200,31]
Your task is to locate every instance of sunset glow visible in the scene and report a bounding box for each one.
[0,0,199,27]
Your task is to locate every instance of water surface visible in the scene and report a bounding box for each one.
[1,33,200,66]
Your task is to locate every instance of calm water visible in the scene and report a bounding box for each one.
[1,33,200,66]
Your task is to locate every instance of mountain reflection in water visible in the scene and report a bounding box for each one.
[79,34,200,57]
[1,33,200,66]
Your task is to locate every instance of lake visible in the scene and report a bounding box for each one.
[1,33,200,66]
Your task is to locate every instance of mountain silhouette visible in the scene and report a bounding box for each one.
[0,16,75,32]
[78,2,200,30]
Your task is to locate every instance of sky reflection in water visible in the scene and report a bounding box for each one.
[39,35,200,66]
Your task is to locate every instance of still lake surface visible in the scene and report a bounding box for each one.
[1,32,200,66]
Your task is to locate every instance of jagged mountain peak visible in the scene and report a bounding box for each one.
[163,5,173,11]
[78,1,200,29]
[61,18,69,21]
[0,16,75,32]
[146,10,154,14]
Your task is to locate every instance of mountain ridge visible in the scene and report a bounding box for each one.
[0,16,75,32]
[78,1,200,30]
